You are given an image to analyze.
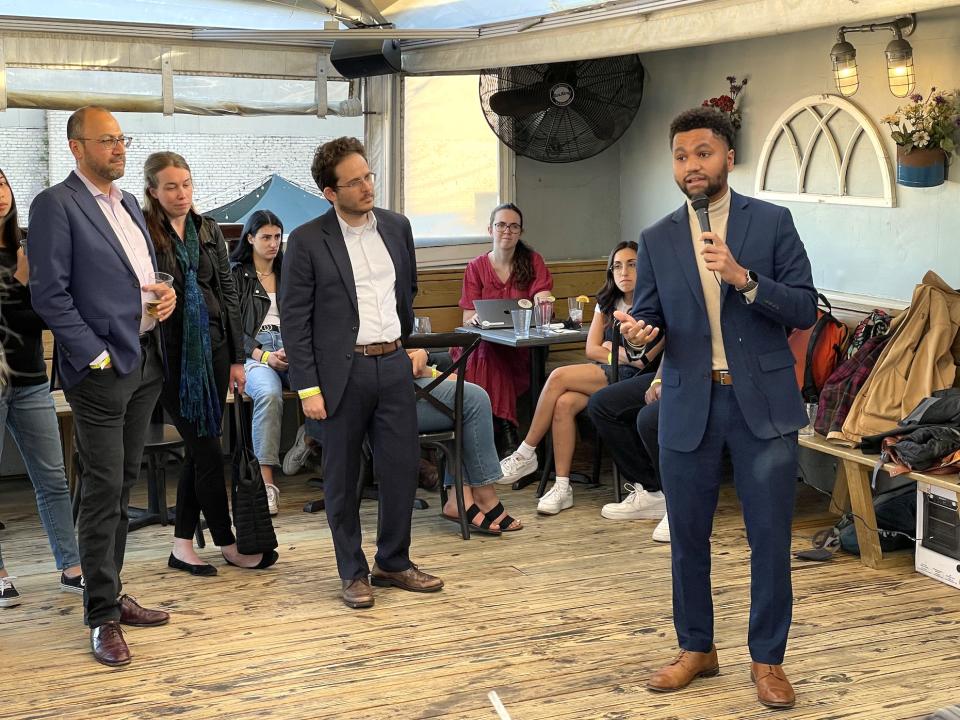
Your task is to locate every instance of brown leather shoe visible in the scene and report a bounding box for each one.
[370,563,443,592]
[751,662,796,709]
[91,621,131,667]
[646,646,720,692]
[118,594,169,627]
[342,578,375,609]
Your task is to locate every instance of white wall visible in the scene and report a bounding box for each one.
[516,147,621,261]
[617,6,960,302]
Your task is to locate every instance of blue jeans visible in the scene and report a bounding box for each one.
[244,329,289,467]
[0,383,81,571]
[414,378,503,487]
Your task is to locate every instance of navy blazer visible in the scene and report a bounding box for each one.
[630,190,817,452]
[28,171,161,391]
[280,206,417,417]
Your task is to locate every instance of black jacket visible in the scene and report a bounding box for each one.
[231,260,282,358]
[154,213,244,364]
[0,244,49,387]
[280,206,417,416]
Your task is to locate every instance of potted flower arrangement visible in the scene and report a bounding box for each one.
[881,87,960,187]
[703,75,747,126]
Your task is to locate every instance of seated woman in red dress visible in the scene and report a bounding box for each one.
[451,203,553,456]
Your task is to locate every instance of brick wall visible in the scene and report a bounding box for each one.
[0,127,50,210]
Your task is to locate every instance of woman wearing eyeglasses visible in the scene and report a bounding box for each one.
[0,168,85,608]
[451,203,553,458]
[498,241,663,515]
[143,152,278,575]
[230,210,289,516]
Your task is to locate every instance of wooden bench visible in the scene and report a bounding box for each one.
[799,433,960,570]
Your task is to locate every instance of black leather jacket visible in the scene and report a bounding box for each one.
[232,260,282,357]
[155,212,244,364]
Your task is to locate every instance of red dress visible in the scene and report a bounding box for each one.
[451,252,553,425]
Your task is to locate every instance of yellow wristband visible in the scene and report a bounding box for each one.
[430,367,440,378]
[651,378,662,387]
[91,355,111,370]
[607,351,612,364]
[260,350,271,365]
[298,387,322,400]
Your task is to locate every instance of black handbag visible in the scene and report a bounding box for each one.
[230,386,278,555]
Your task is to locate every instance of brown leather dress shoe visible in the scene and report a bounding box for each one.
[646,646,720,692]
[91,621,131,667]
[118,594,170,627]
[370,563,443,592]
[342,578,375,609]
[751,662,796,709]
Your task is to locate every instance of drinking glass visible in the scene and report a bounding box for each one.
[146,271,174,318]
[567,296,584,325]
[535,298,554,333]
[413,316,432,334]
[799,402,818,436]
[511,309,531,339]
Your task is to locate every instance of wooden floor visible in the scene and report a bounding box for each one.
[2,458,959,720]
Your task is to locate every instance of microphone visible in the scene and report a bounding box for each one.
[691,193,712,243]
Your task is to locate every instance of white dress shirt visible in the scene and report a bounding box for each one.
[336,211,401,345]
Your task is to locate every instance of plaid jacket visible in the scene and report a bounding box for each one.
[817,334,891,442]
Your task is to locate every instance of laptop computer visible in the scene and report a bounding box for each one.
[472,299,534,328]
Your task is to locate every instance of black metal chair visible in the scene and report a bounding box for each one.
[535,322,623,500]
[405,331,481,540]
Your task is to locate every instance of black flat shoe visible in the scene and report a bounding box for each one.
[168,553,218,576]
[222,549,279,570]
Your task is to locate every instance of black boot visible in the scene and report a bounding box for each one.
[493,416,520,459]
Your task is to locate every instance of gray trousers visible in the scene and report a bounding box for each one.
[64,334,163,628]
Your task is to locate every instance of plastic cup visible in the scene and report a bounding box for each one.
[799,402,817,436]
[511,308,531,339]
[567,296,584,325]
[146,271,173,318]
[413,316,432,334]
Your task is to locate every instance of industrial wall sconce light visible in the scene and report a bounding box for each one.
[830,14,916,98]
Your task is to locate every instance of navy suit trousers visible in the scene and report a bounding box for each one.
[309,350,419,581]
[659,384,797,664]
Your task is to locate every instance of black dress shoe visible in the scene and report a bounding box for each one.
[223,549,279,570]
[168,553,218,576]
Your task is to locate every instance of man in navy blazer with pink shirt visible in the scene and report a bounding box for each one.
[28,106,176,667]
[617,108,817,709]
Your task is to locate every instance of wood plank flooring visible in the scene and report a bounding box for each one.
[2,460,959,720]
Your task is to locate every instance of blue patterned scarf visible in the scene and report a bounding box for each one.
[174,218,221,437]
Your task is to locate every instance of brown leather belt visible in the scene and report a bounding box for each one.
[354,339,402,356]
[711,370,733,385]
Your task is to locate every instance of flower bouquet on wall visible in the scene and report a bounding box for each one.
[881,88,960,187]
[702,76,747,161]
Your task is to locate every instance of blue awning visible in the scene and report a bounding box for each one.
[206,174,330,233]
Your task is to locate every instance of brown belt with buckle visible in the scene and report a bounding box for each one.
[354,339,402,356]
[711,370,733,385]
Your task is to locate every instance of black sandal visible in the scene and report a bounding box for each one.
[484,502,522,532]
[440,503,501,536]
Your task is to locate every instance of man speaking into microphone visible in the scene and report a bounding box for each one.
[614,107,816,709]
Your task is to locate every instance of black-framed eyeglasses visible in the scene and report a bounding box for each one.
[335,172,376,190]
[493,222,522,233]
[78,135,133,149]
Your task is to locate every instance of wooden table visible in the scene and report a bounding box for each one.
[799,433,960,570]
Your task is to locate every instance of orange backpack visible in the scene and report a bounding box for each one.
[788,293,850,403]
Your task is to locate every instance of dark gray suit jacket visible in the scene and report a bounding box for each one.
[280,207,417,416]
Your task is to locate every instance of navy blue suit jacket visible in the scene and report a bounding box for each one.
[28,171,160,390]
[630,190,817,452]
[280,206,417,417]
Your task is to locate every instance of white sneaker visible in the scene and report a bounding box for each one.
[0,575,21,608]
[282,424,312,476]
[497,451,538,485]
[652,513,670,543]
[265,483,280,516]
[537,484,574,515]
[600,484,667,520]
